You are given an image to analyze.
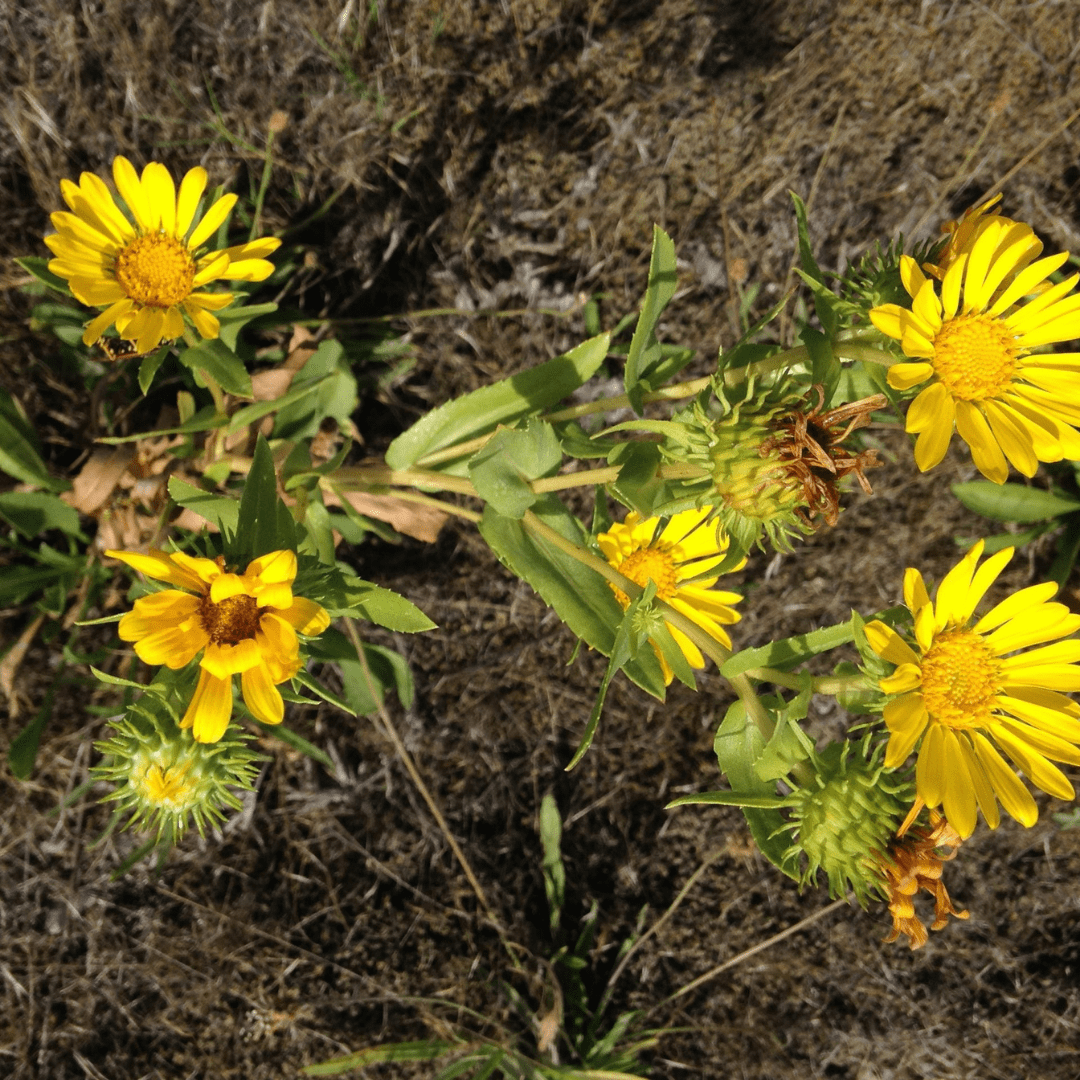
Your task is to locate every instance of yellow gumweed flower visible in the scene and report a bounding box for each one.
[865,540,1080,838]
[45,155,280,355]
[107,548,331,743]
[597,506,744,684]
[870,216,1080,484]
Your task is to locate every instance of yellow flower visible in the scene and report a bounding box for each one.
[107,548,330,743]
[921,194,1041,283]
[46,156,280,355]
[596,506,744,684]
[864,540,1080,838]
[870,216,1080,484]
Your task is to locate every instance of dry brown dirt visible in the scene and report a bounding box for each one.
[3,2,1080,1078]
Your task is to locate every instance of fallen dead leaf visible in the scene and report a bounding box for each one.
[62,446,136,515]
[325,489,448,543]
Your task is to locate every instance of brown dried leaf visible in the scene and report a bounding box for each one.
[326,489,448,544]
[61,447,136,515]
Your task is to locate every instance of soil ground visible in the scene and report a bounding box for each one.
[3,1,1080,1078]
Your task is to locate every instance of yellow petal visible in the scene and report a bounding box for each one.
[915,722,947,808]
[865,620,919,666]
[176,166,208,237]
[106,548,207,592]
[187,193,238,249]
[133,624,207,669]
[182,668,233,744]
[970,731,1038,827]
[989,250,1071,316]
[902,567,930,616]
[141,161,176,234]
[974,581,1055,634]
[886,362,934,391]
[991,724,1075,800]
[278,596,332,636]
[112,156,153,232]
[938,728,978,840]
[242,662,285,724]
[202,639,262,679]
[246,549,298,585]
[209,573,249,603]
[957,733,1000,830]
[954,400,1008,484]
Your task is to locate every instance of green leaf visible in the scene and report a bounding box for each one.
[478,495,666,698]
[800,327,839,399]
[951,481,1080,523]
[216,301,279,350]
[666,790,786,809]
[272,340,358,441]
[95,405,228,443]
[346,582,436,632]
[468,419,562,519]
[334,642,416,716]
[90,666,151,689]
[303,1042,455,1076]
[1050,515,1080,586]
[566,582,655,770]
[386,333,611,470]
[624,225,678,413]
[8,666,64,779]
[0,389,64,490]
[232,434,298,560]
[721,618,857,678]
[15,256,71,295]
[177,337,253,399]
[607,441,669,516]
[137,345,172,395]
[227,378,325,434]
[167,477,240,534]
[0,492,81,538]
[256,720,333,768]
[713,701,798,880]
[540,793,565,932]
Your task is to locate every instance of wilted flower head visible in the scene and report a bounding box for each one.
[880,809,969,950]
[45,155,280,355]
[668,381,882,552]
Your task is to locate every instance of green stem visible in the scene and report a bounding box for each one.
[415,344,814,470]
[812,672,875,697]
[530,461,709,494]
[834,343,900,366]
[331,464,479,496]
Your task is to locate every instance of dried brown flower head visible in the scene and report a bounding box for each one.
[881,809,969,950]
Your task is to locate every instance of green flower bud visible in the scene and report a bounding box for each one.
[780,737,913,906]
[94,677,261,843]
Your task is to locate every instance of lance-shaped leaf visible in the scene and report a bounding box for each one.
[386,333,610,472]
[478,495,666,698]
[468,418,561,519]
[625,225,678,413]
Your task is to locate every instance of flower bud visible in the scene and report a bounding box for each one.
[94,681,261,842]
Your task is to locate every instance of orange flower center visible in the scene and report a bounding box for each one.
[931,313,1019,401]
[919,629,1000,728]
[611,547,678,609]
[200,594,261,646]
[114,232,196,308]
[140,762,195,807]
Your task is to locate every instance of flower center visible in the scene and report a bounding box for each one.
[140,762,195,807]
[931,314,1019,401]
[113,233,196,308]
[611,547,678,609]
[200,593,261,646]
[919,629,1001,727]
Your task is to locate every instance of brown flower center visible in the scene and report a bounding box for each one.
[114,232,196,308]
[200,594,261,646]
